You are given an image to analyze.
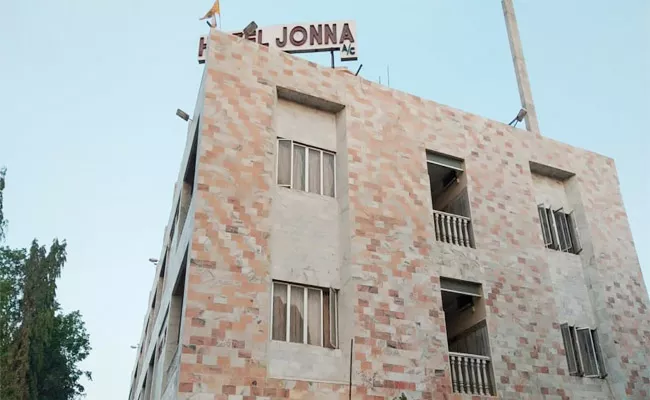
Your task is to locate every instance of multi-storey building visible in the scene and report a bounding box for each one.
[128,20,649,400]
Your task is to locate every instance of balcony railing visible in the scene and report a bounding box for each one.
[433,210,473,248]
[449,352,494,396]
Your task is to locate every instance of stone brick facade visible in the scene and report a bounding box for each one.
[130,30,649,400]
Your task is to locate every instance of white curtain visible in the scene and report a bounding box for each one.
[293,145,306,191]
[289,286,304,343]
[308,149,321,194]
[277,140,291,186]
[272,283,287,341]
[307,289,321,345]
[323,152,335,197]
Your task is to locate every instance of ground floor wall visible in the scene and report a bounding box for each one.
[173,238,616,400]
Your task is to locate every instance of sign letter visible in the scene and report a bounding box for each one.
[289,26,307,46]
[258,29,269,47]
[198,35,208,64]
[324,24,337,45]
[276,27,288,48]
[309,24,323,45]
[340,23,355,44]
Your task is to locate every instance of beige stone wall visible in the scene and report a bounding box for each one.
[270,188,339,288]
[130,30,649,400]
[531,172,571,210]
[275,98,336,151]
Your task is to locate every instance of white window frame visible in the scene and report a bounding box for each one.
[576,327,599,377]
[270,281,338,348]
[329,286,339,349]
[276,138,336,197]
[553,208,572,252]
[538,205,581,254]
[561,323,607,379]
[537,205,554,247]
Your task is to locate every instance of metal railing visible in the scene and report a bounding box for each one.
[433,210,473,248]
[449,352,494,395]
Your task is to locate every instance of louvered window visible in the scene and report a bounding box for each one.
[537,206,582,254]
[560,323,607,378]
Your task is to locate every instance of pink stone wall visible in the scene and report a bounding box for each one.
[177,30,649,399]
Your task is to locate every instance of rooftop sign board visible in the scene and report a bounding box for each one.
[198,20,358,64]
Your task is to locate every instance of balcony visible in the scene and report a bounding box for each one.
[449,352,493,395]
[427,151,474,248]
[441,278,495,396]
[433,210,472,248]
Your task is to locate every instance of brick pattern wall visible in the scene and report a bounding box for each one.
[177,30,650,399]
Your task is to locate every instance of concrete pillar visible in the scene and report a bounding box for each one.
[502,0,541,134]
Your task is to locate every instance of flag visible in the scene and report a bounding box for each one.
[200,0,220,20]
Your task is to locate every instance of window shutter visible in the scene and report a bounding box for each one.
[553,209,570,252]
[576,327,599,377]
[277,139,292,187]
[570,326,584,375]
[545,207,559,249]
[560,323,580,376]
[567,211,582,254]
[591,329,608,378]
[559,211,572,252]
[329,287,338,349]
[538,205,553,247]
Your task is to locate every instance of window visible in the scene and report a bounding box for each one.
[560,323,607,378]
[163,248,187,388]
[178,121,198,237]
[271,281,338,348]
[277,138,335,197]
[537,206,581,254]
[441,278,495,396]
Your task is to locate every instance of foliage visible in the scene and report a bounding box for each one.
[393,394,408,400]
[0,167,6,241]
[0,169,92,399]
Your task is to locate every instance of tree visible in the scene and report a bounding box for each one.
[0,169,91,399]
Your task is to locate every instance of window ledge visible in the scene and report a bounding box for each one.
[454,395,498,399]
[277,185,337,201]
[267,340,346,383]
[544,247,580,257]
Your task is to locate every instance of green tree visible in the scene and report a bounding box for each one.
[0,169,91,399]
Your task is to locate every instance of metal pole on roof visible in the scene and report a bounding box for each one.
[387,65,390,87]
[330,50,335,68]
[502,0,540,134]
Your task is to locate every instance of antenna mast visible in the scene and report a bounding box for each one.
[502,0,540,134]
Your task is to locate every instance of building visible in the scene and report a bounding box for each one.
[128,17,650,400]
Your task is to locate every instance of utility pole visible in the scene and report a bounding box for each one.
[502,0,540,134]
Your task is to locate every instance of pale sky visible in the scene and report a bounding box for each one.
[0,1,648,399]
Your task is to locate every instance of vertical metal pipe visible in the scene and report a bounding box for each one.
[349,338,354,399]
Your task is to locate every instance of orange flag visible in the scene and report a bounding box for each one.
[200,0,220,20]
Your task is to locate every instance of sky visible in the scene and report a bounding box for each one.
[0,0,648,399]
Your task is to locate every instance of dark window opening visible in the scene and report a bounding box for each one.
[441,277,494,396]
[427,151,473,248]
[162,248,188,388]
